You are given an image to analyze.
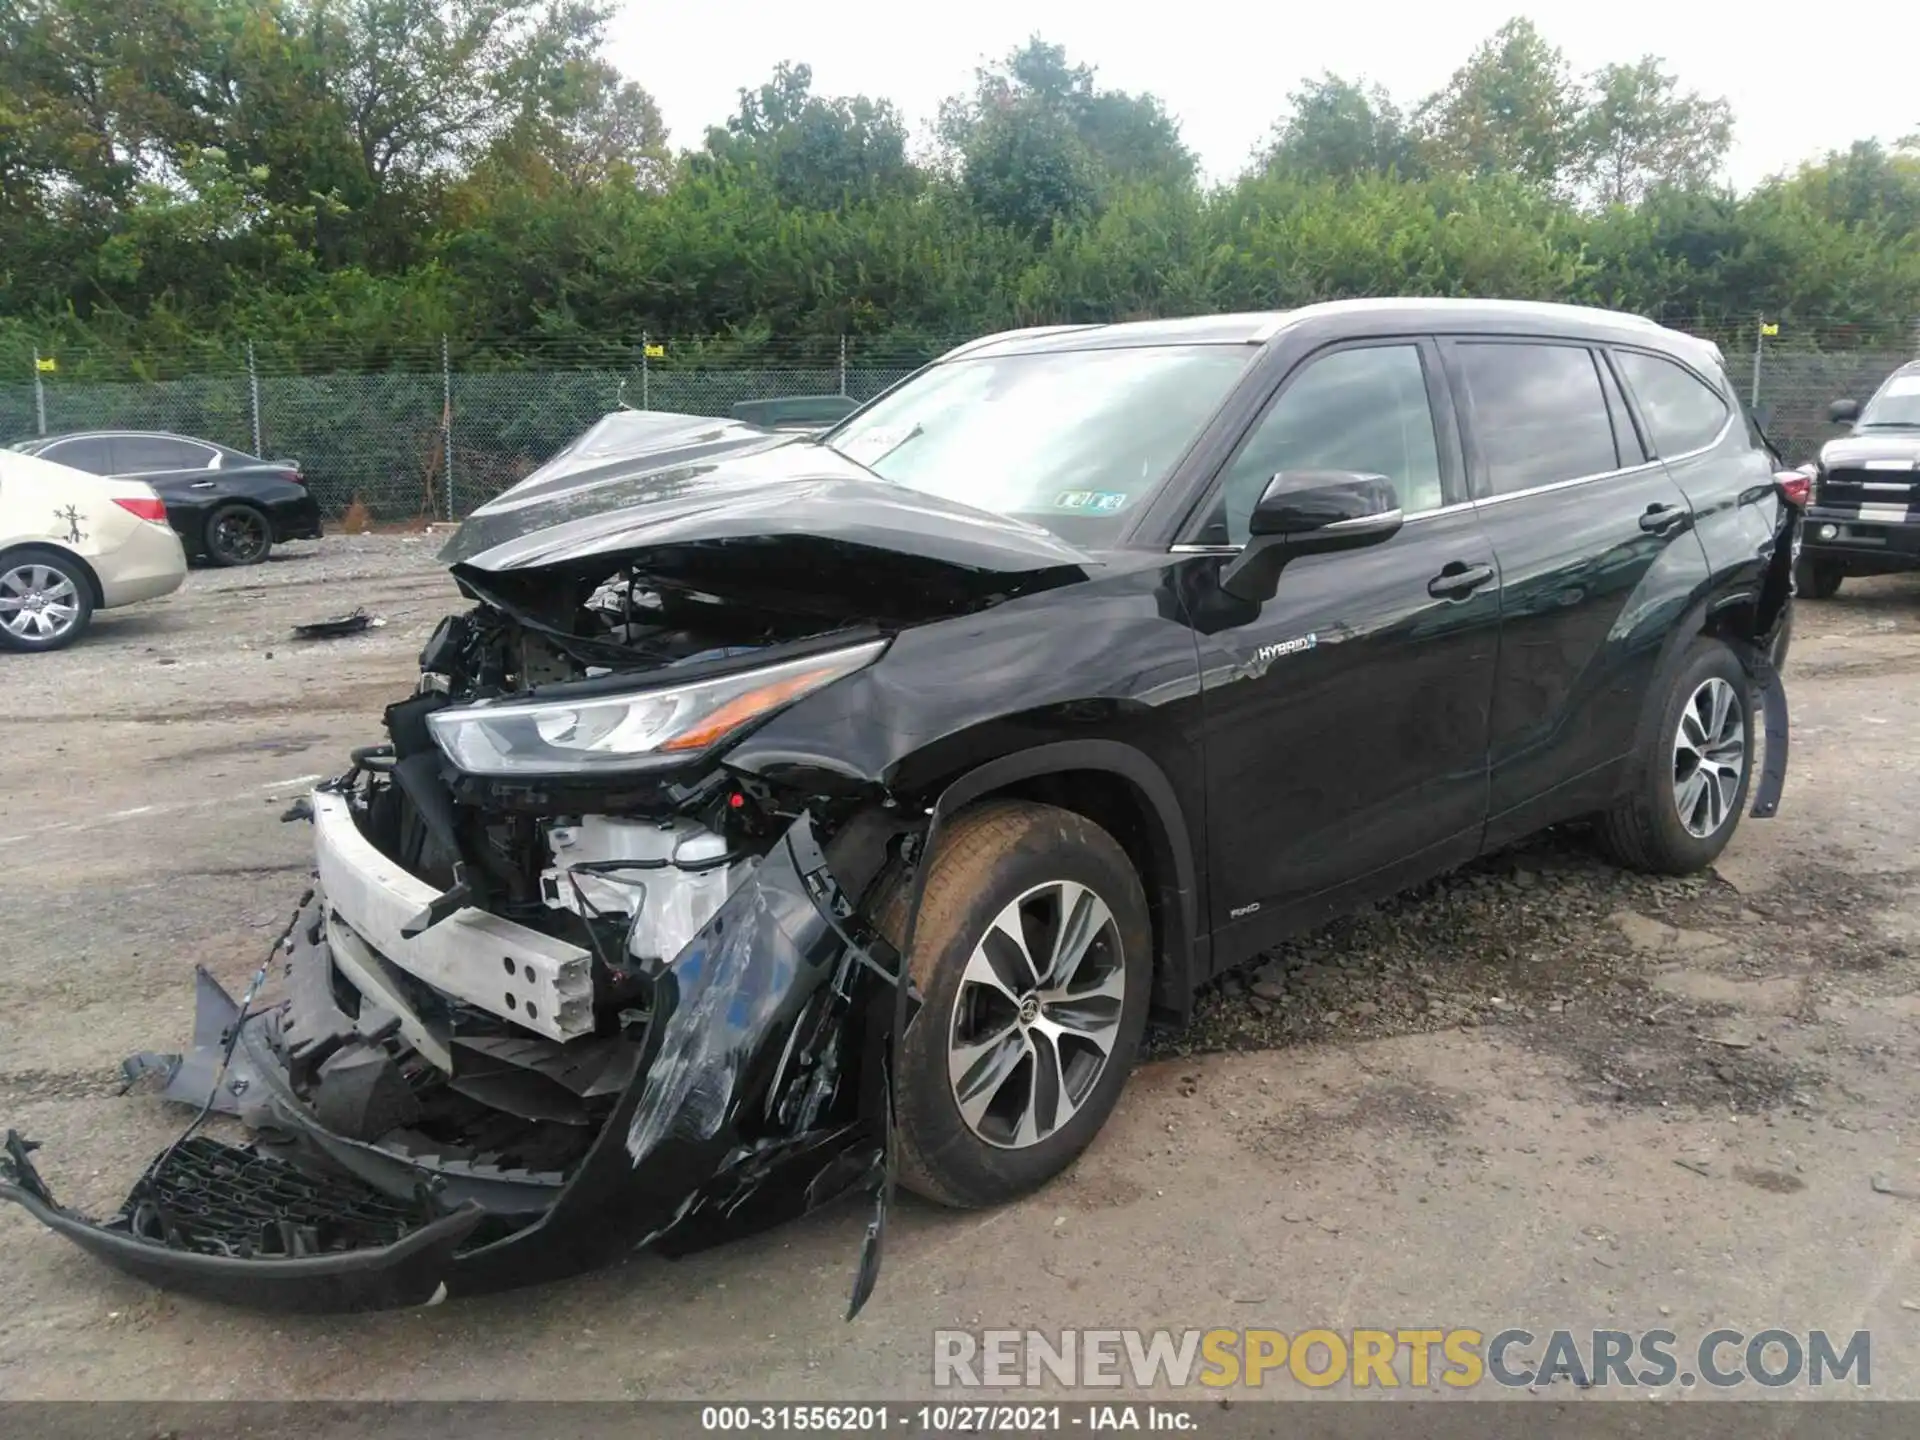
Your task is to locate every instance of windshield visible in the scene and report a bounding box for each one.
[1860,373,1920,428]
[822,343,1255,545]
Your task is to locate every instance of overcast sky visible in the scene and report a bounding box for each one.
[606,1,1917,191]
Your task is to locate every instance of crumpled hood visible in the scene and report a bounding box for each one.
[1819,432,1920,469]
[440,409,1098,576]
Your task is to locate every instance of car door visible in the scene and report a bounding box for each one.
[1176,337,1501,955]
[110,435,218,489]
[1440,336,1712,846]
[1610,345,1778,585]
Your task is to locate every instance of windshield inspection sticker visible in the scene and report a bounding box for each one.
[1053,490,1129,512]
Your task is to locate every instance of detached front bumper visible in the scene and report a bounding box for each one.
[0,811,903,1314]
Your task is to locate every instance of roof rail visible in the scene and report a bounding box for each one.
[940,324,1105,362]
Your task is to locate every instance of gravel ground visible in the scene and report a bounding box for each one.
[5,534,1920,1400]
[1155,833,1902,1115]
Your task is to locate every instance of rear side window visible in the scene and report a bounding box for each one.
[1452,342,1620,497]
[1612,351,1731,456]
[116,436,214,472]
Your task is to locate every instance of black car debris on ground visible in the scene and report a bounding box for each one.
[1793,360,1920,599]
[0,299,1799,1316]
[7,430,323,566]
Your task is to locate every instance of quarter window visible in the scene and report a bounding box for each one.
[1206,344,1443,544]
[1613,350,1731,456]
[1453,342,1620,497]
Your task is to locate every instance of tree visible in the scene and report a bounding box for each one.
[496,57,669,190]
[698,61,913,208]
[938,36,1195,235]
[1416,18,1582,190]
[1578,58,1733,206]
[1256,74,1422,181]
[306,0,612,189]
[1780,136,1920,237]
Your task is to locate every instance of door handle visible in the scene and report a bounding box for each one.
[189,480,217,489]
[1640,503,1690,535]
[1428,561,1495,600]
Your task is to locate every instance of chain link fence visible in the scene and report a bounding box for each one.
[2,320,1915,522]
[0,338,948,521]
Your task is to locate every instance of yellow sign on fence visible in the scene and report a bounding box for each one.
[34,356,56,372]
[1760,322,1780,337]
[643,343,665,359]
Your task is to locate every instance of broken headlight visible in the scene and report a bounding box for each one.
[426,640,886,776]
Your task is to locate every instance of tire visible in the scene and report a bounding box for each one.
[1794,556,1844,599]
[877,800,1153,1209]
[203,503,273,567]
[0,546,95,652]
[1596,638,1753,875]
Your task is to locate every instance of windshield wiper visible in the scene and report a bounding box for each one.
[821,423,923,475]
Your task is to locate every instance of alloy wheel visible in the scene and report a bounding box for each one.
[946,879,1126,1150]
[1672,677,1746,839]
[0,563,82,644]
[211,509,269,564]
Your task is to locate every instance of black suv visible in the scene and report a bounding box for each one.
[1795,361,1920,599]
[1,300,1798,1315]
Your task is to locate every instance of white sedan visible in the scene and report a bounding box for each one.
[0,446,187,651]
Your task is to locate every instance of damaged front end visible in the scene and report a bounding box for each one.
[0,533,1032,1314]
[0,420,1100,1313]
[2,806,910,1314]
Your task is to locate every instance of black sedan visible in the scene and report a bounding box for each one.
[8,430,323,566]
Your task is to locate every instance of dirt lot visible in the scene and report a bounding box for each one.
[3,535,1920,1400]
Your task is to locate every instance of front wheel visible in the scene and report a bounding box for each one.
[203,503,272,567]
[1794,556,1844,599]
[881,801,1152,1209]
[1596,638,1753,875]
[0,547,95,652]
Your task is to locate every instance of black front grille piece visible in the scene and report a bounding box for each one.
[117,1137,439,1258]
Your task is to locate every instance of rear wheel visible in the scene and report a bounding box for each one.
[879,801,1152,1208]
[1794,556,1844,599]
[1596,639,1753,875]
[0,547,94,652]
[204,503,272,567]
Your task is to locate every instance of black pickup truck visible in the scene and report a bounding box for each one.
[1796,361,1920,598]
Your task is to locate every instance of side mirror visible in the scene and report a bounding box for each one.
[1221,472,1403,603]
[1828,398,1860,425]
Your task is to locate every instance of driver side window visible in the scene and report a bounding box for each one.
[1203,344,1444,545]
